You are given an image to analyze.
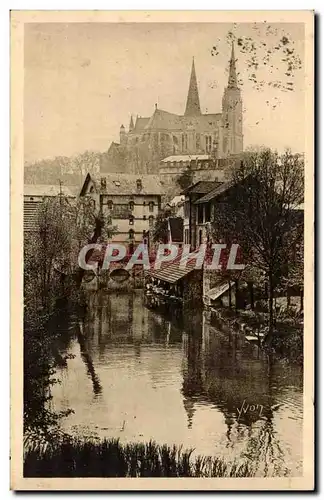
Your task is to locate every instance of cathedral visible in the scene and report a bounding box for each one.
[101,43,243,175]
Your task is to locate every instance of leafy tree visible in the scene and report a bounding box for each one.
[24,194,116,439]
[152,203,175,244]
[177,166,194,191]
[212,148,304,340]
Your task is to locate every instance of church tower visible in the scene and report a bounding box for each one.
[221,42,243,156]
[185,57,201,116]
[129,115,134,133]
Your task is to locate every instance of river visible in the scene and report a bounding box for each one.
[51,289,303,477]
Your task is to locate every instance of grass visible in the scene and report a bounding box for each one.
[24,437,254,478]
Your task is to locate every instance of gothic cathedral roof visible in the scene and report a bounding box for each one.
[184,57,201,116]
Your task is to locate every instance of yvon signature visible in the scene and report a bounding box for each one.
[237,400,264,421]
[237,400,283,421]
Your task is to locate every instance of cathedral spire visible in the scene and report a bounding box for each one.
[228,41,238,89]
[129,115,134,132]
[185,57,201,116]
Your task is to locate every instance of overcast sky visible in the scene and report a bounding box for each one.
[24,22,305,163]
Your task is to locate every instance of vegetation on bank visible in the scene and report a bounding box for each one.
[24,438,254,478]
[211,149,304,343]
[24,192,116,435]
[211,304,303,364]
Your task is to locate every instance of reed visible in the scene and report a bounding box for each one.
[24,437,255,478]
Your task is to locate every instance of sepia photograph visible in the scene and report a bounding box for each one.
[10,10,314,490]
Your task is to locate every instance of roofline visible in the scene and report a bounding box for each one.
[194,181,232,204]
[79,172,93,197]
[181,181,202,195]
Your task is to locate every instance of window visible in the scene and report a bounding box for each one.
[136,179,142,190]
[149,201,154,212]
[101,177,107,189]
[143,215,147,220]
[129,201,134,211]
[129,215,134,225]
[149,215,154,228]
[205,135,212,153]
[89,186,94,193]
[205,203,211,222]
[184,201,190,218]
[197,205,204,224]
[196,133,200,150]
[129,229,135,239]
[185,229,189,244]
[107,200,113,210]
[29,197,34,201]
[199,229,203,246]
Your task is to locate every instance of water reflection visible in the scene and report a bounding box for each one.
[52,290,303,476]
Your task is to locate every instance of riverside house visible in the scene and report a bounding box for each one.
[24,184,76,232]
[79,173,163,252]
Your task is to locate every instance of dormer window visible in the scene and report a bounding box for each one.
[136,179,142,190]
[101,177,107,189]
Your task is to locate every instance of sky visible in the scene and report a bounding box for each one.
[24,22,305,163]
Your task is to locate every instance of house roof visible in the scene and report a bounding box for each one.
[149,250,199,284]
[182,181,222,196]
[24,184,75,197]
[150,260,197,284]
[194,180,233,204]
[80,173,164,196]
[206,281,236,301]
[168,217,183,242]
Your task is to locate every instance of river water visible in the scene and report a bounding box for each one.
[51,290,303,477]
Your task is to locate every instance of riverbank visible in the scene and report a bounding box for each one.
[209,306,303,364]
[24,437,254,478]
